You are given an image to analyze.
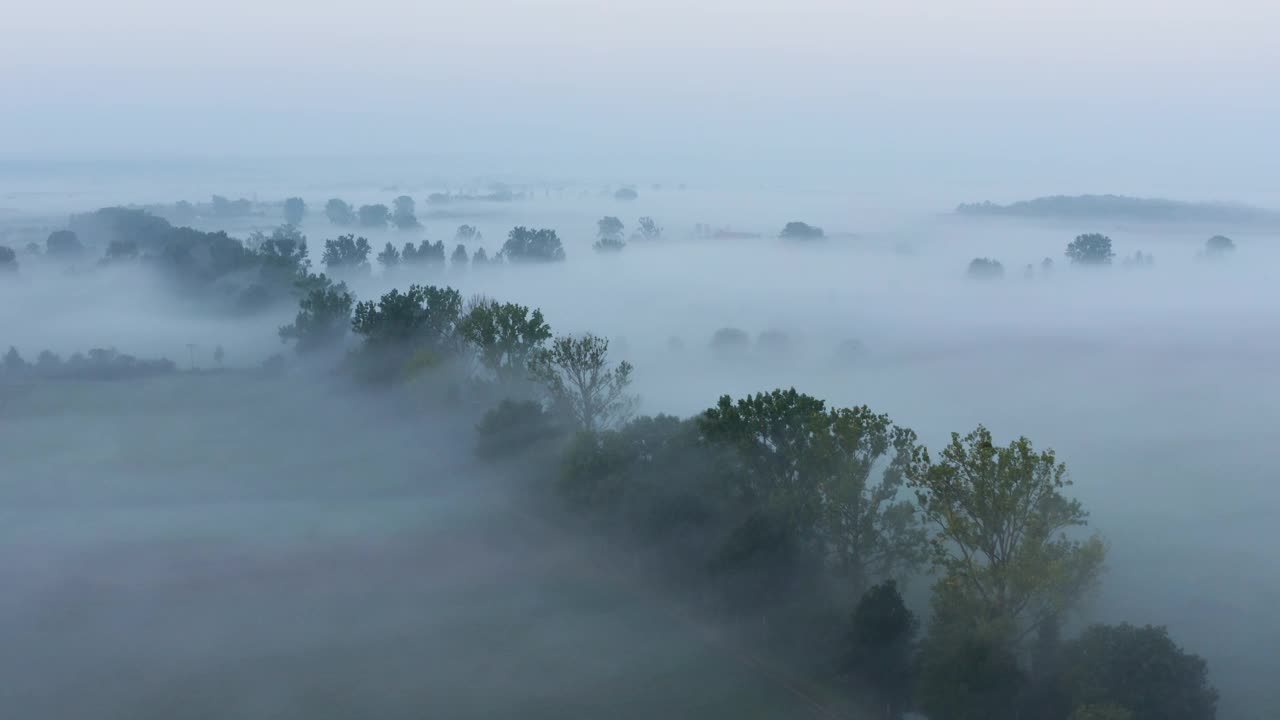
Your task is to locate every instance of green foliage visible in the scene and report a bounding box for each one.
[700,389,926,591]
[321,234,372,273]
[843,581,917,719]
[916,608,1025,720]
[351,284,463,352]
[358,203,390,228]
[1065,233,1115,265]
[458,299,552,383]
[278,277,354,353]
[476,399,566,461]
[529,333,635,432]
[502,226,566,263]
[906,425,1105,639]
[283,197,306,225]
[780,221,825,240]
[325,198,355,226]
[967,257,1004,279]
[1060,624,1217,720]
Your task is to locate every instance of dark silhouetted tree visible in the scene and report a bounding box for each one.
[46,230,84,257]
[614,187,639,201]
[1204,235,1235,257]
[1060,623,1217,720]
[321,234,372,273]
[0,245,16,272]
[3,346,26,372]
[472,247,489,265]
[351,284,463,352]
[377,242,401,270]
[1065,233,1114,265]
[358,203,391,228]
[502,226,565,263]
[459,299,552,383]
[392,195,420,230]
[967,257,1005,280]
[278,278,354,353]
[451,243,469,266]
[780,221,825,240]
[283,197,306,225]
[325,198,355,226]
[842,581,918,719]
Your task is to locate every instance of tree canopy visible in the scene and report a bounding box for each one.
[502,227,566,263]
[325,198,355,226]
[529,333,635,431]
[283,197,306,225]
[1065,234,1115,265]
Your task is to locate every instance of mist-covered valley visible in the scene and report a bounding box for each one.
[2,168,1277,720]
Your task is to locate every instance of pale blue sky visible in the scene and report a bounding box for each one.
[3,0,1277,200]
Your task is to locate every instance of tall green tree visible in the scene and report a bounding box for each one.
[528,333,634,431]
[458,299,552,383]
[700,389,926,591]
[351,284,463,352]
[906,425,1105,640]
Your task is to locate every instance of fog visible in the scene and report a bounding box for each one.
[3,1,1279,718]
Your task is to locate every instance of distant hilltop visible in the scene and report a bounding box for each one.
[955,194,1280,225]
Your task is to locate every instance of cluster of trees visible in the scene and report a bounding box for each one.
[780,221,826,240]
[972,233,1241,279]
[956,194,1280,225]
[590,216,663,252]
[470,380,1217,720]
[0,346,177,381]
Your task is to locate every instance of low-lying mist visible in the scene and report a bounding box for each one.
[2,187,1276,719]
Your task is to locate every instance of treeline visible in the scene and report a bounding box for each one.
[276,280,1219,720]
[967,233,1237,280]
[957,194,1280,225]
[0,346,177,381]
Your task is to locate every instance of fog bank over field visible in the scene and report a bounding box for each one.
[2,180,1277,718]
